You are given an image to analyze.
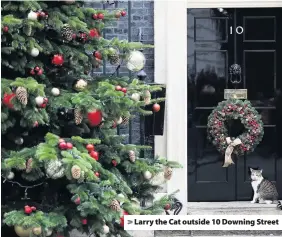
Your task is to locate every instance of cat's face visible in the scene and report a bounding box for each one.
[250,168,263,181]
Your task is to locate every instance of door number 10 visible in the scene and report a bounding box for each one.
[230,26,244,34]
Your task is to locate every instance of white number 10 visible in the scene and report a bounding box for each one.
[230,26,244,35]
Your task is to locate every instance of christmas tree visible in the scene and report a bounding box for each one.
[1,1,181,237]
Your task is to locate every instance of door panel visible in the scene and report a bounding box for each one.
[188,8,282,202]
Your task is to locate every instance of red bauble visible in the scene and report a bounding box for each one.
[37,68,43,76]
[121,88,127,94]
[97,13,104,19]
[74,197,81,205]
[86,144,95,152]
[89,28,99,38]
[87,110,102,127]
[30,69,35,75]
[52,54,64,66]
[164,203,171,210]
[34,66,40,71]
[93,51,102,60]
[90,150,99,161]
[92,13,98,19]
[66,142,73,149]
[112,160,117,166]
[121,10,127,17]
[152,103,161,112]
[2,93,16,109]
[81,219,87,225]
[40,103,47,108]
[31,206,36,211]
[115,85,122,91]
[94,171,100,177]
[3,26,9,32]
[59,142,67,150]
[112,121,117,128]
[120,211,129,227]
[24,205,32,214]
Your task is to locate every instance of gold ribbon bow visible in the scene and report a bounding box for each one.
[223,137,242,167]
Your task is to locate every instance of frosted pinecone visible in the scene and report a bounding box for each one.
[143,90,151,105]
[16,87,28,105]
[61,24,73,42]
[110,199,120,211]
[128,150,136,162]
[26,158,33,173]
[164,166,173,180]
[45,160,65,179]
[71,165,81,179]
[108,54,120,65]
[74,108,83,125]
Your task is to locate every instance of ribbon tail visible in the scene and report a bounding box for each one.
[223,146,235,167]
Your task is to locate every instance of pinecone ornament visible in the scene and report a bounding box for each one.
[164,166,173,180]
[16,87,28,105]
[61,24,73,42]
[26,158,33,173]
[71,165,81,179]
[108,49,120,65]
[77,170,85,183]
[110,199,120,211]
[121,116,129,125]
[45,160,65,179]
[74,108,83,125]
[143,90,151,105]
[128,150,136,162]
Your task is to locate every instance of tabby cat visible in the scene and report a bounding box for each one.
[250,168,278,204]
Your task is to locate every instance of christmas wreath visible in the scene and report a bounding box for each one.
[207,99,264,167]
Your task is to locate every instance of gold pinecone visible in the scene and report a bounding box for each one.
[128,150,136,162]
[121,116,129,125]
[143,90,151,105]
[110,199,120,211]
[109,54,120,65]
[26,158,33,173]
[164,166,173,180]
[61,24,73,42]
[71,165,81,179]
[16,87,28,106]
[74,108,83,125]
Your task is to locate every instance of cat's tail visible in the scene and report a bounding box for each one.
[277,201,282,210]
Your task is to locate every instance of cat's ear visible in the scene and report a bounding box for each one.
[250,168,254,172]
[259,169,263,174]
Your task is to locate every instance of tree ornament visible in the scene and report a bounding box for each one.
[24,205,32,214]
[15,137,24,145]
[89,28,99,38]
[152,103,161,112]
[27,11,38,20]
[3,93,16,108]
[38,11,48,20]
[35,96,44,106]
[52,54,64,66]
[115,11,121,18]
[14,226,32,237]
[121,116,129,125]
[103,225,110,234]
[51,88,60,96]
[143,170,152,180]
[45,229,52,236]
[121,88,127,94]
[143,90,151,105]
[3,26,9,33]
[66,142,73,149]
[59,142,67,150]
[33,121,39,127]
[45,160,65,179]
[128,150,136,162]
[95,171,100,177]
[31,206,36,211]
[30,48,39,57]
[92,13,98,19]
[7,171,15,180]
[90,150,99,161]
[164,203,171,210]
[126,51,145,72]
[81,219,87,225]
[116,117,123,125]
[121,10,127,17]
[32,227,42,236]
[112,160,118,166]
[108,48,120,65]
[110,199,120,211]
[30,69,35,75]
[93,51,102,60]
[120,210,129,227]
[164,166,173,180]
[149,171,166,186]
[74,108,83,125]
[16,87,28,106]
[74,197,81,205]
[86,144,95,152]
[97,13,104,19]
[115,85,122,91]
[87,109,102,127]
[74,79,87,91]
[26,158,33,173]
[61,24,73,42]
[77,31,88,43]
[71,165,81,179]
[131,93,140,101]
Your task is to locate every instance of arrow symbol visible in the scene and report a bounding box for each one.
[127,220,133,224]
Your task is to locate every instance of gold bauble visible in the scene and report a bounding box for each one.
[14,226,32,237]
[33,226,42,236]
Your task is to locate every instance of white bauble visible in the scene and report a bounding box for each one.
[45,228,52,236]
[116,117,123,125]
[117,193,125,199]
[126,51,146,72]
[35,96,44,106]
[74,79,87,91]
[149,171,166,186]
[131,93,140,102]
[143,170,152,180]
[103,225,110,234]
[51,88,60,96]
[30,48,39,57]
[7,171,15,180]
[27,11,38,20]
[15,137,24,145]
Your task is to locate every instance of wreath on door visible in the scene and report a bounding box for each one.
[207,99,264,167]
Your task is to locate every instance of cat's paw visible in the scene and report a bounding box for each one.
[250,200,256,204]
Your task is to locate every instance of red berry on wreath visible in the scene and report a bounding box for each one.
[164,203,171,210]
[3,26,9,33]
[37,68,43,76]
[86,144,95,152]
[152,103,161,112]
[24,205,32,214]
[121,88,127,94]
[112,160,117,166]
[81,219,87,225]
[2,93,16,109]
[59,142,67,150]
[74,197,81,205]
[89,28,99,38]
[121,10,127,17]
[97,13,104,19]
[90,150,99,161]
[93,51,102,60]
[34,66,40,71]
[92,13,98,19]
[66,142,73,149]
[30,69,35,75]
[52,54,64,66]
[115,85,122,91]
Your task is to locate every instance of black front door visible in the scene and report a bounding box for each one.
[187,8,282,201]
